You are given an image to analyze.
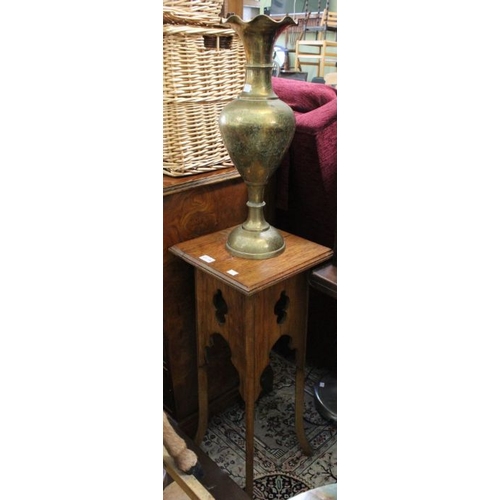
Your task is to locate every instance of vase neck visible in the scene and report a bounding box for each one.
[241,65,275,98]
[238,30,277,98]
[224,15,297,99]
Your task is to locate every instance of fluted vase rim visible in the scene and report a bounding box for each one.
[222,13,297,29]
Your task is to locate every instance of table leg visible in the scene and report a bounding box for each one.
[195,341,209,446]
[245,394,255,496]
[295,359,313,456]
[242,319,256,499]
[288,275,313,456]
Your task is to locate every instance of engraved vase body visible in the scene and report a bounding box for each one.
[219,14,297,259]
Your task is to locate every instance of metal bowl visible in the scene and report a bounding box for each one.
[313,374,337,423]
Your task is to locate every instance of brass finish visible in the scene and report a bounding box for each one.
[219,15,297,259]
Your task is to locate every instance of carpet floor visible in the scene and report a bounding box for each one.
[199,351,337,499]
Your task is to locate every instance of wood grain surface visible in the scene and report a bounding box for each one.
[172,225,331,495]
[163,173,248,432]
[169,226,333,296]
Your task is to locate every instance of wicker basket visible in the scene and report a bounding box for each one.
[163,0,224,25]
[163,24,245,176]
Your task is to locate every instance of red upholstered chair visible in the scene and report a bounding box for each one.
[272,77,337,369]
[272,76,337,254]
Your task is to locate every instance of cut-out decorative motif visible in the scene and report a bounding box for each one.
[274,291,290,324]
[213,289,228,324]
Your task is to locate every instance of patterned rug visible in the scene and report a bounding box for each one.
[200,351,337,499]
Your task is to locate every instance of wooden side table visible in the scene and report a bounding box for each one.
[170,226,333,496]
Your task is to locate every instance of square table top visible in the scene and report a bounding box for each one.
[169,226,333,296]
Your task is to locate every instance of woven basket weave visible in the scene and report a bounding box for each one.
[163,24,245,176]
[163,0,224,25]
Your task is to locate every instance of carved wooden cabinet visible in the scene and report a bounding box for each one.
[164,169,248,435]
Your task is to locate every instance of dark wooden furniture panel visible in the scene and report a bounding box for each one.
[164,169,249,436]
[222,0,243,17]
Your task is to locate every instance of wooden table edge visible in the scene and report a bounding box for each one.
[169,243,333,296]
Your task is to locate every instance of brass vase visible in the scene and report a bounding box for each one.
[219,14,297,259]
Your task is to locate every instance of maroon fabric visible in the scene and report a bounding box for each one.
[272,77,337,251]
[272,77,337,114]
